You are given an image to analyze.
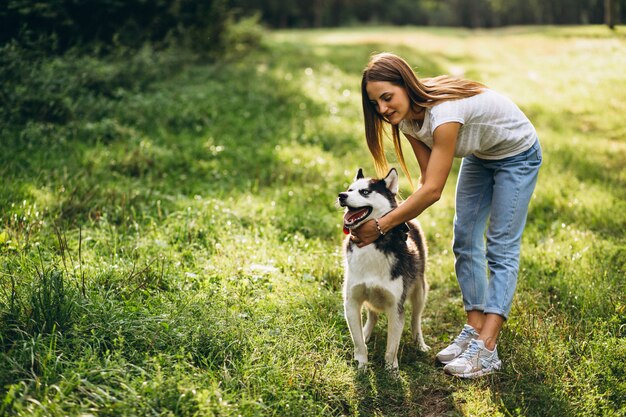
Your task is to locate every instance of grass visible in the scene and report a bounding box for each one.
[1,25,625,416]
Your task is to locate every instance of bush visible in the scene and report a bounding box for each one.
[0,0,231,53]
[0,9,265,128]
[222,12,267,58]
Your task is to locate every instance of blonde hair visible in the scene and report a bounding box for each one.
[361,52,486,187]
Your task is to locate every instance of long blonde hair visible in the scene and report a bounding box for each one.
[361,52,486,186]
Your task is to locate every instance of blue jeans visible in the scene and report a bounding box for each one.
[453,140,542,319]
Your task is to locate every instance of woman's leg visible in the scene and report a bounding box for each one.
[436,156,493,365]
[456,142,541,350]
[483,141,542,323]
[453,155,493,315]
[444,142,541,376]
[466,311,504,351]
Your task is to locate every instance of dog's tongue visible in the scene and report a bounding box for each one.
[344,208,368,224]
[343,208,369,235]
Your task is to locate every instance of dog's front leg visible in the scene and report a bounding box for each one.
[344,299,368,369]
[384,307,404,370]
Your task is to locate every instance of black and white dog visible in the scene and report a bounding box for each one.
[338,168,429,370]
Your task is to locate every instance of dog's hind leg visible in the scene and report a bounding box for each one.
[363,310,378,343]
[410,280,430,351]
[344,299,368,369]
[384,307,404,370]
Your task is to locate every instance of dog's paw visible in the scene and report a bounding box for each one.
[354,352,369,371]
[384,353,399,370]
[413,336,431,352]
[384,362,399,374]
[356,361,369,371]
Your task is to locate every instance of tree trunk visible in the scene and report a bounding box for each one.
[605,0,616,29]
[312,0,324,27]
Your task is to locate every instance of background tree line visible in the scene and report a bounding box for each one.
[2,0,623,54]
[232,0,622,29]
[1,0,231,53]
[0,0,622,126]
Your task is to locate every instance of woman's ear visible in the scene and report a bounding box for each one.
[384,168,399,194]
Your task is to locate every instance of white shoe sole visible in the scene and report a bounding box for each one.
[446,360,502,378]
[436,348,466,365]
[437,356,455,365]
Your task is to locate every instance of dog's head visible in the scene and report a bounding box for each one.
[337,168,399,234]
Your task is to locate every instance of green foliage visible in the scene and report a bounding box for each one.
[1,26,625,416]
[0,12,266,127]
[0,41,185,126]
[1,0,233,54]
[29,268,76,335]
[230,0,622,28]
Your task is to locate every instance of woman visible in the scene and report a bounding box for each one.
[351,52,542,378]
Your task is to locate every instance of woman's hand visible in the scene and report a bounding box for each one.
[350,219,381,248]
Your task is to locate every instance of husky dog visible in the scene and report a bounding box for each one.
[338,168,429,370]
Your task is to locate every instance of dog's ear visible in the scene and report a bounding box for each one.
[354,168,365,181]
[384,168,399,194]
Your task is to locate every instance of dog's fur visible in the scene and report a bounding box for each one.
[338,168,429,370]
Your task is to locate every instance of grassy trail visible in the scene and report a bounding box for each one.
[1,26,625,416]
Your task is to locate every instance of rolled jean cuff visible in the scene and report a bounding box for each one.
[464,304,485,312]
[483,307,509,320]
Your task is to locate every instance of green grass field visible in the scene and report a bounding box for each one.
[1,26,625,416]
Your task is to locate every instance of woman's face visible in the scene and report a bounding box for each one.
[365,80,412,125]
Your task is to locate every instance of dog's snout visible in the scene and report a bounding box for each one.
[338,193,348,200]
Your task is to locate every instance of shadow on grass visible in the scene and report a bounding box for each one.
[546,138,625,198]
[527,147,626,239]
[1,40,450,234]
[345,303,582,416]
[347,326,460,417]
[0,55,328,227]
[305,42,445,77]
[353,367,462,417]
[497,377,575,417]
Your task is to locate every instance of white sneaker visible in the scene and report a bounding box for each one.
[436,324,479,364]
[443,339,502,378]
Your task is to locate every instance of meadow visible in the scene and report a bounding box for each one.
[0,26,625,416]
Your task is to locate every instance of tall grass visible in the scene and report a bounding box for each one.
[1,26,625,416]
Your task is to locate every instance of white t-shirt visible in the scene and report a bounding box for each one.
[399,89,537,160]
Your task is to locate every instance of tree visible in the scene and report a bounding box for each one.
[605,0,617,29]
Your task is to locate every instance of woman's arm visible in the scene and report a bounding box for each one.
[406,134,431,187]
[352,122,460,246]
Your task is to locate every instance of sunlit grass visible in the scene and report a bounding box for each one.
[1,26,625,416]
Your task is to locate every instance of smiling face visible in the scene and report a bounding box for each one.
[365,81,413,125]
[337,169,400,233]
